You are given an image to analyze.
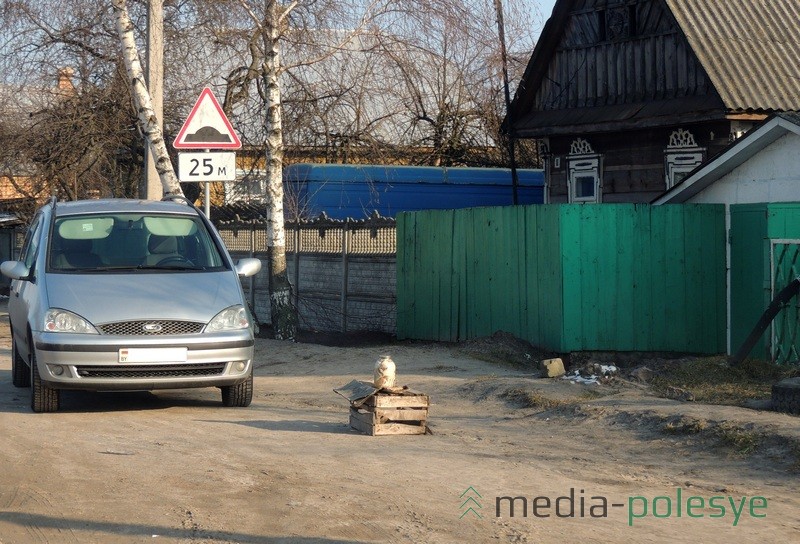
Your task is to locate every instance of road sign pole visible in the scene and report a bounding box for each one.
[204,148,210,220]
[204,181,211,219]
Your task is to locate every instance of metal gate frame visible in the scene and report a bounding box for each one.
[770,239,800,364]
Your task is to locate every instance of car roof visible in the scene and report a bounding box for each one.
[52,198,199,218]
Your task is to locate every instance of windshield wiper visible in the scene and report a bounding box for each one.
[134,264,204,271]
[60,264,204,272]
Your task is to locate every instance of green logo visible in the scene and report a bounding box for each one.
[460,486,483,519]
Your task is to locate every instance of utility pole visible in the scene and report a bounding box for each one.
[493,0,520,205]
[142,0,164,200]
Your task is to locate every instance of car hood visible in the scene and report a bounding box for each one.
[45,271,244,325]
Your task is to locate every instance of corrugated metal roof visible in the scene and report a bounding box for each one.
[666,0,800,112]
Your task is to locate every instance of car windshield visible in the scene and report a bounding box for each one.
[48,213,227,272]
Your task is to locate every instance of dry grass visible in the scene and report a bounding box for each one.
[578,388,611,400]
[662,416,708,435]
[650,357,798,406]
[660,417,766,457]
[715,424,761,456]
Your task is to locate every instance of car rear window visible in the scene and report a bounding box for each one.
[49,213,228,272]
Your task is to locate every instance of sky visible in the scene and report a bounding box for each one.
[541,0,558,18]
[539,0,557,29]
[533,0,557,40]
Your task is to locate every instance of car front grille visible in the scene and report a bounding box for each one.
[75,363,226,379]
[98,320,205,336]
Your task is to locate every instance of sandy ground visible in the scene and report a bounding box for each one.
[0,304,798,543]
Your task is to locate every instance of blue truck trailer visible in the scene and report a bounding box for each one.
[283,164,544,219]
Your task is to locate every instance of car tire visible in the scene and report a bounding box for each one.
[11,337,31,388]
[221,369,253,407]
[30,349,60,413]
[772,378,800,415]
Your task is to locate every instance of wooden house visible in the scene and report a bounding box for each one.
[507,0,800,203]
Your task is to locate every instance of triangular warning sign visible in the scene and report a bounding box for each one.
[173,87,241,149]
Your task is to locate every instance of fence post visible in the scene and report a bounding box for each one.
[293,222,301,312]
[341,220,349,332]
[248,223,255,311]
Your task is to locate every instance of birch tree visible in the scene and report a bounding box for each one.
[221,0,293,340]
[255,0,295,340]
[220,0,397,340]
[111,0,182,197]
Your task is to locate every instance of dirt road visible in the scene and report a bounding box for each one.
[0,305,798,543]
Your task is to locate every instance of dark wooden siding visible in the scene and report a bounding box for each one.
[535,0,712,111]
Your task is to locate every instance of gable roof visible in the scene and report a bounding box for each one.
[508,0,800,134]
[652,112,800,204]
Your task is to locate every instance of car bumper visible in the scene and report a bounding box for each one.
[33,331,254,391]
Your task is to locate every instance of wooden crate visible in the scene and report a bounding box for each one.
[349,392,429,436]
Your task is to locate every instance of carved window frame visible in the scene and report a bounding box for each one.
[567,139,602,203]
[664,129,705,189]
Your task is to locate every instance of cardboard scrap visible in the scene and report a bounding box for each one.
[333,379,379,407]
[334,379,413,407]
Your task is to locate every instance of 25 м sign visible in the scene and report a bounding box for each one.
[178,152,236,182]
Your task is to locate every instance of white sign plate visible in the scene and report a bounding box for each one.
[178,152,237,182]
[118,347,188,363]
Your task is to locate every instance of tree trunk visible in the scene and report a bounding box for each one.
[263,1,297,341]
[111,0,182,198]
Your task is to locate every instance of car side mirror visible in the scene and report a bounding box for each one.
[235,258,262,278]
[0,260,31,281]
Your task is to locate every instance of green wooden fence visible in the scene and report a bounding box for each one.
[397,203,727,353]
[730,203,800,363]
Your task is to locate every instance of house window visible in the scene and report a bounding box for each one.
[567,138,602,203]
[664,129,705,189]
[575,175,597,199]
[598,5,637,42]
[606,8,627,40]
[569,159,601,202]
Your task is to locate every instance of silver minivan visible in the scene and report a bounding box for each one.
[1,197,262,412]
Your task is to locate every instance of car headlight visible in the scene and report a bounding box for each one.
[205,305,249,332]
[44,309,99,334]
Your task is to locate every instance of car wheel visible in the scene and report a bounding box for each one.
[30,349,60,413]
[772,378,800,415]
[221,369,253,407]
[11,337,31,388]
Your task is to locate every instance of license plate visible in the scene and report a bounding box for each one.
[118,347,188,363]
